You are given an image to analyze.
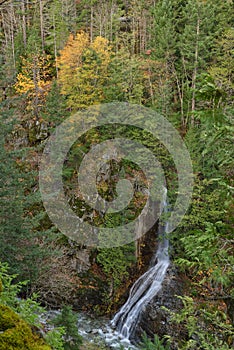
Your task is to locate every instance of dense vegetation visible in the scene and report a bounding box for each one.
[0,0,233,349]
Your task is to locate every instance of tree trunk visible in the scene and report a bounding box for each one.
[39,0,44,51]
[21,0,27,48]
[90,4,93,42]
[173,67,185,128]
[32,55,39,118]
[52,13,58,79]
[191,17,200,126]
[10,1,16,70]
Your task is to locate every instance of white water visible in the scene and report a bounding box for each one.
[40,192,170,350]
[111,193,170,341]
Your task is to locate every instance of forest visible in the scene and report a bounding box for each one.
[0,0,233,349]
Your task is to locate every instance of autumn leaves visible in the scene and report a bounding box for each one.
[58,32,111,110]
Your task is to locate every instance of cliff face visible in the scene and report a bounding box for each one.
[133,265,187,349]
[10,120,187,343]
[34,224,160,313]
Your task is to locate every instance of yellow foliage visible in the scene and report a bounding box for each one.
[57,33,88,99]
[58,31,111,110]
[14,54,52,111]
[90,36,111,66]
[15,73,35,93]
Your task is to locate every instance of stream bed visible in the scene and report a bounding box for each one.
[40,310,137,350]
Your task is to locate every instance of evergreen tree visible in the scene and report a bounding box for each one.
[53,305,82,350]
[0,108,40,282]
[104,47,145,104]
[151,0,232,127]
[41,79,68,126]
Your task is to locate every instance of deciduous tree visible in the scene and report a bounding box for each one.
[58,31,111,110]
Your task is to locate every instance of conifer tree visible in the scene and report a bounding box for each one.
[0,109,40,282]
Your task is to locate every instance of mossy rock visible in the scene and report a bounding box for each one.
[0,304,51,350]
[0,304,20,331]
[80,340,109,350]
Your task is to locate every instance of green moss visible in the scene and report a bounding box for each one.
[0,304,51,350]
[0,304,20,331]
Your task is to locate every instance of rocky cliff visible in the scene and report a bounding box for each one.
[134,265,187,349]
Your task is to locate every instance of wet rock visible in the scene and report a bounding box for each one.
[133,265,187,349]
[92,329,100,334]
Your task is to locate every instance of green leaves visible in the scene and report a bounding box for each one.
[97,243,136,294]
[52,305,82,350]
[0,262,44,328]
[167,296,234,350]
[176,221,234,288]
[140,332,170,350]
[44,327,66,350]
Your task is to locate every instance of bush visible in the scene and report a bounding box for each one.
[44,328,65,350]
[0,261,61,349]
[52,305,82,350]
[0,261,44,327]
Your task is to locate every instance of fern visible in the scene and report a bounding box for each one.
[140,333,170,350]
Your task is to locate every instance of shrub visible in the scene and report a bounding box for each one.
[52,305,82,350]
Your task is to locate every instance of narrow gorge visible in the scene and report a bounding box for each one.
[111,193,170,342]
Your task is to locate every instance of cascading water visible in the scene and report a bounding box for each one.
[111,189,170,341]
[38,189,171,350]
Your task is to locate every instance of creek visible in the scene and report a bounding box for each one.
[41,191,170,349]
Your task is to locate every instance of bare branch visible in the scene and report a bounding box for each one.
[0,0,9,6]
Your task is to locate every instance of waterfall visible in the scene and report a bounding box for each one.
[111,189,170,341]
